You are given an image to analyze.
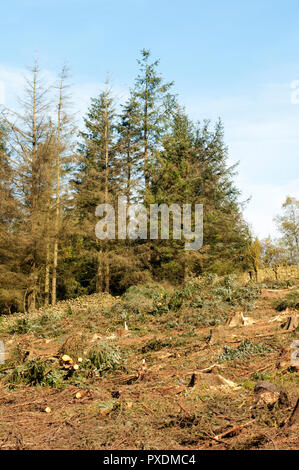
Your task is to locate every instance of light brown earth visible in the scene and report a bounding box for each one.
[0,286,298,450]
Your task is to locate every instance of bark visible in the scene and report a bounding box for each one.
[52,72,63,305]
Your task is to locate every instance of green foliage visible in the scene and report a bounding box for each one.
[9,359,65,387]
[58,333,89,358]
[7,313,64,337]
[6,340,122,386]
[244,237,261,280]
[259,279,295,289]
[85,342,121,373]
[274,197,299,265]
[274,291,299,311]
[7,318,32,334]
[197,310,227,327]
[218,339,272,362]
[151,293,169,316]
[122,284,169,315]
[141,338,171,353]
[168,275,260,328]
[251,371,273,381]
[0,50,256,311]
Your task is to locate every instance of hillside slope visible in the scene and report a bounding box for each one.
[0,277,298,450]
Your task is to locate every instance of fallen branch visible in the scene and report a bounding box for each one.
[251,330,296,339]
[0,366,15,374]
[214,419,255,440]
[198,363,221,373]
[142,404,154,415]
[176,400,192,417]
[281,398,299,428]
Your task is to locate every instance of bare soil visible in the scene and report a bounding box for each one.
[0,287,298,450]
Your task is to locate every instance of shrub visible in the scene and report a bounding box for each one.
[122,284,168,315]
[85,342,121,373]
[141,337,171,353]
[218,339,272,362]
[58,333,89,359]
[274,291,299,311]
[7,318,32,334]
[9,359,65,386]
[197,310,228,327]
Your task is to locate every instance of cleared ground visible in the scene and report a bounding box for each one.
[0,277,298,450]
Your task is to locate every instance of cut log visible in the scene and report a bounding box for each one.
[228,311,255,327]
[281,314,298,331]
[214,419,255,440]
[254,381,289,407]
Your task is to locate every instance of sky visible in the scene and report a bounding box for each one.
[0,0,299,239]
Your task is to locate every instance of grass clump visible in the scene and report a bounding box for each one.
[58,333,89,359]
[218,339,272,362]
[7,318,33,334]
[274,291,299,311]
[31,313,64,337]
[85,342,121,373]
[8,359,65,387]
[197,310,228,327]
[141,337,171,353]
[122,284,169,315]
[6,313,64,337]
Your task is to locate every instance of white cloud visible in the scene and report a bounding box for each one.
[0,64,29,108]
[182,81,299,238]
[236,178,299,239]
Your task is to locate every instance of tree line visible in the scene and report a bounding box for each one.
[0,50,297,313]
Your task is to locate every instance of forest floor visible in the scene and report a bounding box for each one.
[0,277,298,450]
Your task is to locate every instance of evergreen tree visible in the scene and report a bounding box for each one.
[192,119,249,274]
[151,113,249,279]
[150,106,196,282]
[74,82,118,293]
[244,237,261,281]
[51,65,76,305]
[117,93,141,204]
[0,125,25,313]
[133,49,175,200]
[3,61,56,310]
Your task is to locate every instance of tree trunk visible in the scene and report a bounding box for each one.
[96,248,104,293]
[44,242,50,305]
[103,96,110,292]
[52,71,64,305]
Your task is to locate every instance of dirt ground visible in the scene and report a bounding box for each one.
[0,286,298,450]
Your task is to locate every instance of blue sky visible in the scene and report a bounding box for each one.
[1,0,299,238]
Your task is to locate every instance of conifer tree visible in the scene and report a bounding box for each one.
[192,119,249,273]
[74,82,117,293]
[117,94,141,203]
[133,49,175,200]
[3,61,55,310]
[0,125,25,313]
[150,106,196,281]
[51,65,75,304]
